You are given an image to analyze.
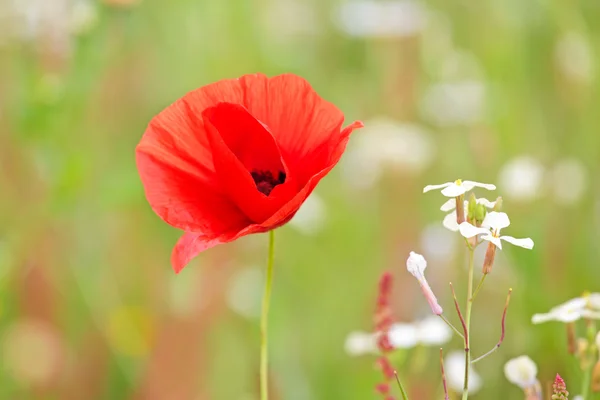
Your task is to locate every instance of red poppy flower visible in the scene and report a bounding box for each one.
[136,73,363,273]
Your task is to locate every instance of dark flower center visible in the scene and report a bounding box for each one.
[251,170,286,196]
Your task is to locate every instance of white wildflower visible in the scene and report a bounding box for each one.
[458,212,534,250]
[423,179,496,197]
[441,198,496,231]
[504,355,538,389]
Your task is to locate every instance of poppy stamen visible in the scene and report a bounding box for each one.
[251,170,286,196]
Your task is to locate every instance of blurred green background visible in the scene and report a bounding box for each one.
[1,0,599,399]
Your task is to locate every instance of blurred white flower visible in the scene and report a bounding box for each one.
[498,156,545,202]
[289,193,327,235]
[1,0,97,51]
[389,316,451,348]
[424,179,496,197]
[573,396,584,400]
[341,119,434,190]
[335,0,427,38]
[441,197,496,231]
[445,351,482,394]
[407,251,443,315]
[344,331,379,356]
[555,32,594,84]
[264,0,318,37]
[459,212,534,250]
[226,267,263,319]
[504,355,538,389]
[346,315,451,356]
[549,158,588,205]
[387,323,418,349]
[532,294,600,324]
[421,80,486,127]
[414,315,452,345]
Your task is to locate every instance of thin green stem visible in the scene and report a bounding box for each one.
[461,249,475,400]
[470,274,487,302]
[260,230,276,400]
[582,364,592,400]
[439,314,464,340]
[394,371,410,400]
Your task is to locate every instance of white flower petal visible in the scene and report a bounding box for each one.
[443,212,460,231]
[551,297,587,313]
[458,222,489,238]
[441,183,467,197]
[423,182,452,193]
[482,211,510,230]
[440,198,457,212]
[480,234,503,249]
[538,308,583,323]
[531,313,554,324]
[585,293,600,310]
[463,181,496,191]
[415,316,452,345]
[501,236,534,249]
[581,310,600,320]
[388,323,418,349]
[406,251,427,278]
[504,355,538,389]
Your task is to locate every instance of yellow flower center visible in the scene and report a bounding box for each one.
[455,179,463,185]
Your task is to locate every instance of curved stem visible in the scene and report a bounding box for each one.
[260,230,276,400]
[461,249,475,400]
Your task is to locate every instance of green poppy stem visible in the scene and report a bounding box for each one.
[260,230,276,400]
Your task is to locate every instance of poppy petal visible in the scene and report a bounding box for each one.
[136,80,252,234]
[238,74,355,185]
[171,232,225,273]
[136,150,250,233]
[203,105,298,223]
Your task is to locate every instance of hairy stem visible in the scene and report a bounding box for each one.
[260,230,276,400]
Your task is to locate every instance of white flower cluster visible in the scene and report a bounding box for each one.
[425,178,535,251]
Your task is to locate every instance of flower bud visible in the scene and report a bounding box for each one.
[455,194,465,224]
[493,196,503,211]
[552,374,569,399]
[482,242,497,274]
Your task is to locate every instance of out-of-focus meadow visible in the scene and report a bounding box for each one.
[1,0,599,399]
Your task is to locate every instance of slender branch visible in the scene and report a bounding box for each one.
[449,282,468,348]
[440,348,450,400]
[394,370,410,400]
[439,314,465,340]
[470,274,487,302]
[472,288,512,364]
[260,230,276,400]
